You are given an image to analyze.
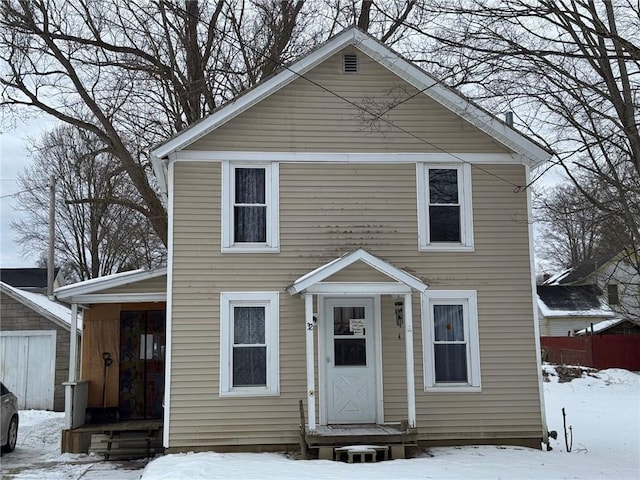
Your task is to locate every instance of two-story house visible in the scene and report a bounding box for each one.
[148,27,551,457]
[58,27,552,459]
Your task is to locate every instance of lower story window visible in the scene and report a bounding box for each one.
[422,290,481,392]
[220,292,279,396]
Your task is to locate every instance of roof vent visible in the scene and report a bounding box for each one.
[343,54,359,74]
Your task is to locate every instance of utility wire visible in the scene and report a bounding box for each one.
[214,27,530,191]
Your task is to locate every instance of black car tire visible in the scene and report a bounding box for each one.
[2,415,18,453]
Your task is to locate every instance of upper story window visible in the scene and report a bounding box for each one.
[222,162,279,253]
[416,163,474,251]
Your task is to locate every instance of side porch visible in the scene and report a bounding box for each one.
[55,268,167,456]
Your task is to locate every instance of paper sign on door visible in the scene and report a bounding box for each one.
[349,318,365,335]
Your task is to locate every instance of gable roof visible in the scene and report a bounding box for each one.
[55,267,167,303]
[1,281,82,333]
[286,248,428,295]
[0,268,62,291]
[536,284,615,318]
[151,27,551,178]
[544,251,620,285]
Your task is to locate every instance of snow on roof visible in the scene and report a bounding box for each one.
[536,284,615,318]
[543,268,572,286]
[574,318,630,335]
[1,282,82,331]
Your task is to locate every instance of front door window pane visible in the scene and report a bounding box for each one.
[334,339,366,366]
[333,307,365,335]
[333,306,367,366]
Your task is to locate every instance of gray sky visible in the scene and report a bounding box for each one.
[0,117,56,268]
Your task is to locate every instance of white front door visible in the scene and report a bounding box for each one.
[324,297,377,424]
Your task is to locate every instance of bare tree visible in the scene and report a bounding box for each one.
[12,125,166,281]
[400,1,639,242]
[1,0,422,250]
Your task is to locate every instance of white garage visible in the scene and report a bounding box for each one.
[0,330,56,410]
[0,281,81,411]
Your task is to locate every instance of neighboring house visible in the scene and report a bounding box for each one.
[545,250,640,321]
[0,281,81,411]
[59,27,553,457]
[575,317,640,336]
[537,285,617,336]
[0,267,66,293]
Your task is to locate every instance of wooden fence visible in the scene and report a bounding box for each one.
[540,335,640,371]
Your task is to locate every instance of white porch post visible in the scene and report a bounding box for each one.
[404,293,416,428]
[64,302,79,429]
[304,293,316,431]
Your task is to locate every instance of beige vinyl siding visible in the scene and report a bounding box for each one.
[186,48,510,154]
[169,160,543,449]
[100,275,167,295]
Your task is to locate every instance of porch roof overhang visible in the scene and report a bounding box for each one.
[55,267,167,305]
[286,249,428,295]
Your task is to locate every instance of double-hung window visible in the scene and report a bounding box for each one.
[222,162,279,252]
[220,292,279,396]
[422,290,481,392]
[417,163,473,251]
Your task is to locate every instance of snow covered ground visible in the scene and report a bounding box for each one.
[1,365,638,480]
[0,410,146,479]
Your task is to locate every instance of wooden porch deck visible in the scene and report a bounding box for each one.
[305,423,418,461]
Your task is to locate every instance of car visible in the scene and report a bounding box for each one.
[1,382,19,453]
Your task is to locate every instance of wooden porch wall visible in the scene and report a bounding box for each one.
[81,302,166,408]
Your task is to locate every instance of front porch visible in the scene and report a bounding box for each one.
[305,423,418,461]
[288,249,428,461]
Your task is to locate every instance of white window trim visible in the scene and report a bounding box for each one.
[421,290,481,392]
[416,162,474,252]
[222,161,279,253]
[220,291,280,397]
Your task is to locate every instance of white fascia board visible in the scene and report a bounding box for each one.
[172,151,528,165]
[306,282,411,295]
[151,29,359,160]
[69,293,166,304]
[354,36,552,167]
[55,267,167,300]
[286,248,427,294]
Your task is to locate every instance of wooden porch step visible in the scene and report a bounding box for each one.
[305,424,418,461]
[89,429,163,460]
